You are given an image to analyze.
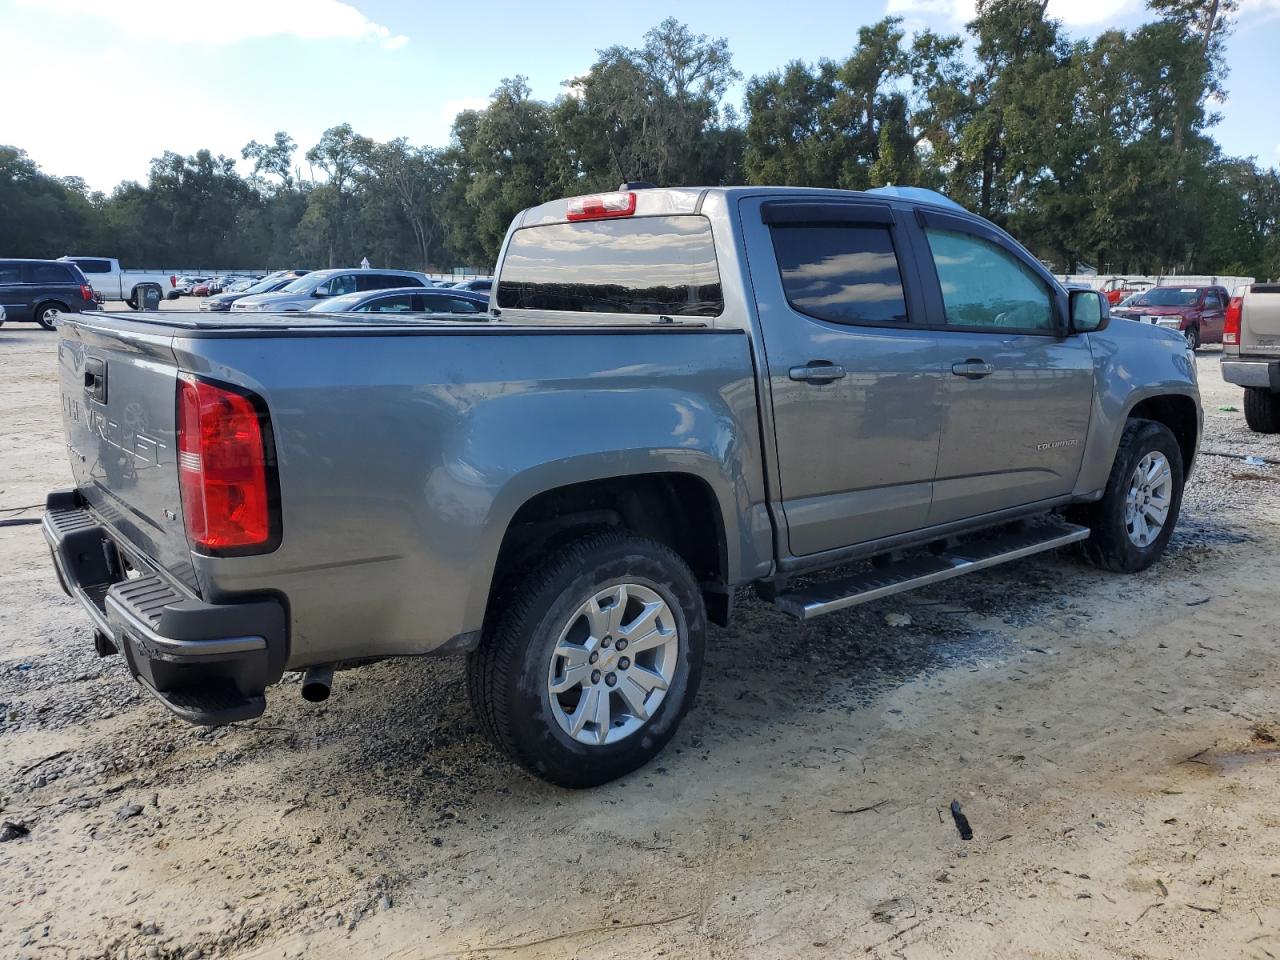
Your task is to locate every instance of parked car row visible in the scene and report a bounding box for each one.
[0,256,495,327]
[173,274,265,299]
[200,270,310,312]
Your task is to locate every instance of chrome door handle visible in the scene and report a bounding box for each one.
[951,360,995,380]
[789,362,846,384]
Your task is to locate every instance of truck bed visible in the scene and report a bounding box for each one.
[54,309,766,671]
[84,309,711,336]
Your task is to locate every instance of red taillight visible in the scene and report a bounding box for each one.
[1224,296,1242,345]
[169,275,177,288]
[80,284,94,303]
[177,374,276,553]
[566,191,637,221]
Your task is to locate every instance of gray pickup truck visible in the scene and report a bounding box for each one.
[1222,284,1280,432]
[44,186,1201,787]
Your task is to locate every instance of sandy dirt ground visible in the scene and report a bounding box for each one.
[4,312,1280,960]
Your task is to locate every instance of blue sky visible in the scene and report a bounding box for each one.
[6,0,1279,192]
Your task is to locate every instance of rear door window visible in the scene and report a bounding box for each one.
[497,215,723,317]
[354,294,415,313]
[770,224,909,325]
[0,264,23,284]
[358,273,419,292]
[422,294,483,314]
[71,258,112,274]
[29,263,77,284]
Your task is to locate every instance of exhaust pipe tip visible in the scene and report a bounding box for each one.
[301,666,334,703]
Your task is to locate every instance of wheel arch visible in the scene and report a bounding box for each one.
[478,468,736,635]
[1126,393,1199,476]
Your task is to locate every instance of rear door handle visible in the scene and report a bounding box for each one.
[789,361,846,384]
[951,360,994,380]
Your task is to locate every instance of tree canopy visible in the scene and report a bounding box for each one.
[1,5,1276,277]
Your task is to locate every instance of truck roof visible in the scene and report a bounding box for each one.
[518,185,972,227]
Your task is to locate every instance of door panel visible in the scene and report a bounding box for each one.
[1199,290,1225,343]
[930,331,1094,523]
[742,198,944,557]
[911,215,1094,525]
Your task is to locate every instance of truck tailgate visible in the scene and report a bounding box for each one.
[58,315,198,591]
[1242,284,1280,355]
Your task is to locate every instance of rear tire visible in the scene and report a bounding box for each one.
[467,531,705,788]
[1077,419,1183,573]
[34,301,66,330]
[1244,387,1280,433]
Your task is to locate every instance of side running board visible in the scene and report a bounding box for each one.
[773,522,1090,621]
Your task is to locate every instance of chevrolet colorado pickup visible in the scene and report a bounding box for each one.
[44,186,1202,787]
[1222,284,1280,432]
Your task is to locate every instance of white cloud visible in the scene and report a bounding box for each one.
[886,0,1142,28]
[1240,0,1280,18]
[16,0,409,48]
[439,96,491,124]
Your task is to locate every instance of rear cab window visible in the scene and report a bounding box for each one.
[497,216,723,317]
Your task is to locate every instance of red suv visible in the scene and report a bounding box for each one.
[1110,285,1229,350]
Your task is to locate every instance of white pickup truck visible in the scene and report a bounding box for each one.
[1222,283,1280,431]
[58,257,176,308]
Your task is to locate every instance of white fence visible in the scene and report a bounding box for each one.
[1056,274,1256,296]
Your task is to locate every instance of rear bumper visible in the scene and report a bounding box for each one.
[1222,359,1280,390]
[43,489,287,725]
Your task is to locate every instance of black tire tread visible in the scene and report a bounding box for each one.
[33,301,67,330]
[1077,418,1183,573]
[1244,387,1280,433]
[466,530,697,778]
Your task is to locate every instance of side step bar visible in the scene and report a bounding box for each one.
[773,522,1090,621]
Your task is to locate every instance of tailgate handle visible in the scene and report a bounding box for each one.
[84,357,107,403]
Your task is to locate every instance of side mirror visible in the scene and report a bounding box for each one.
[1069,289,1108,333]
[312,289,329,298]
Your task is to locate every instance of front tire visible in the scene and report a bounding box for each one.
[1078,419,1184,573]
[467,531,706,788]
[1184,324,1201,351]
[1244,387,1280,433]
[34,301,65,330]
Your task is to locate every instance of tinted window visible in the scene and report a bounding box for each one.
[354,294,415,313]
[71,258,112,274]
[925,229,1053,331]
[30,263,76,284]
[358,273,422,292]
[770,225,908,325]
[1204,290,1225,310]
[497,216,723,317]
[422,294,483,314]
[0,264,22,284]
[1136,288,1198,307]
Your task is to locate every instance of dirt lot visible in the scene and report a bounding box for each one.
[4,315,1280,960]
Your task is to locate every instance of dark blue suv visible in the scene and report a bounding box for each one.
[0,259,97,330]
